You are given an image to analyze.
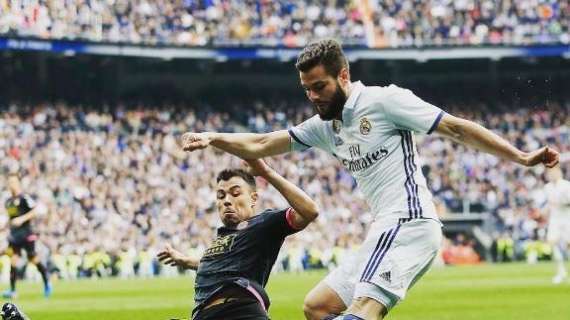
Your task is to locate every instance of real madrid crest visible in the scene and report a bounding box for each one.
[359,118,371,135]
[334,136,344,146]
[332,120,342,134]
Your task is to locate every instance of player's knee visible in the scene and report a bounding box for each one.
[303,293,336,319]
[304,281,347,319]
[303,295,325,320]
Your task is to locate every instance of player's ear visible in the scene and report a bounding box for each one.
[250,191,258,208]
[338,67,350,85]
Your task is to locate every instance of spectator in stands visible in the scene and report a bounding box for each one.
[0,1,567,48]
[0,100,567,278]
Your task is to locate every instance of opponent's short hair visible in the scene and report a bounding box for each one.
[295,39,349,77]
[216,169,256,190]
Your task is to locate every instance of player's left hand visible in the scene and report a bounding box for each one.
[522,146,559,168]
[242,159,272,177]
[157,244,187,267]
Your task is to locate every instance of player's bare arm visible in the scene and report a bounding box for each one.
[10,207,37,228]
[244,159,319,230]
[157,244,200,270]
[179,130,291,159]
[435,113,559,168]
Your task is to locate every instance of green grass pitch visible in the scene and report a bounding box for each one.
[4,262,569,319]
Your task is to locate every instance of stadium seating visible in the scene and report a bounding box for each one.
[0,0,568,47]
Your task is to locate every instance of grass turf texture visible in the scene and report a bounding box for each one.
[3,262,569,319]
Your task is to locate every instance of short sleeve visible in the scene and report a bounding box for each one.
[22,195,36,210]
[288,116,330,152]
[258,208,300,238]
[382,85,445,134]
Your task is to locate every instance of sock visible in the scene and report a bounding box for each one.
[36,262,50,287]
[9,266,16,292]
[552,245,567,276]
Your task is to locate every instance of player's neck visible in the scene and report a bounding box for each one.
[333,109,344,121]
[336,85,351,121]
[343,82,352,102]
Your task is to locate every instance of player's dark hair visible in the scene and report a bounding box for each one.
[216,169,256,190]
[295,39,349,77]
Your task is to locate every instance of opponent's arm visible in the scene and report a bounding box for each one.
[180,130,291,159]
[157,244,200,270]
[245,159,319,230]
[434,114,559,168]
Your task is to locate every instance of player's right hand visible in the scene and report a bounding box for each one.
[157,244,186,267]
[522,146,559,168]
[179,132,212,152]
[242,159,272,177]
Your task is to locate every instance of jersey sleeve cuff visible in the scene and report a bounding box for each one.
[288,129,312,149]
[427,111,445,134]
[285,208,303,231]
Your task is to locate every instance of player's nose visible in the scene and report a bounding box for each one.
[307,89,320,101]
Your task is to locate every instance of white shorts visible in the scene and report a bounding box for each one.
[547,218,570,244]
[324,218,442,310]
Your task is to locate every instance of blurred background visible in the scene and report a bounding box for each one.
[0,1,569,318]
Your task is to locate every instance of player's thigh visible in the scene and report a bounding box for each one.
[562,220,570,245]
[354,219,442,310]
[7,242,22,264]
[194,299,267,320]
[319,220,411,309]
[547,222,563,244]
[319,239,376,308]
[23,240,38,261]
[304,280,346,315]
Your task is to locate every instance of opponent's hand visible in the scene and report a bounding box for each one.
[157,244,187,267]
[521,146,559,168]
[242,159,272,177]
[179,132,212,152]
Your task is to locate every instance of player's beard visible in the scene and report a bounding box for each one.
[314,81,347,121]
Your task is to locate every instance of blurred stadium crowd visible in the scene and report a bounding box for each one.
[0,100,567,280]
[0,0,568,47]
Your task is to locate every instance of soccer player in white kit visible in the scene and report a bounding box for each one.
[543,165,570,284]
[179,39,560,320]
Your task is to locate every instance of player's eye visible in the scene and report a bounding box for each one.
[216,191,225,199]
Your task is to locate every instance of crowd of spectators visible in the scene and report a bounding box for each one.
[0,99,567,279]
[0,0,568,48]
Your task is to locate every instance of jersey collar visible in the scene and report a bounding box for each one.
[341,81,364,122]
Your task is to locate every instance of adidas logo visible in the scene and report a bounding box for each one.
[379,271,391,283]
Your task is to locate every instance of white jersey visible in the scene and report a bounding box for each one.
[544,179,570,221]
[289,81,444,224]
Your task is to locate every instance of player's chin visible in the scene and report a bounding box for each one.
[222,214,240,226]
[318,111,336,121]
[316,104,339,121]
